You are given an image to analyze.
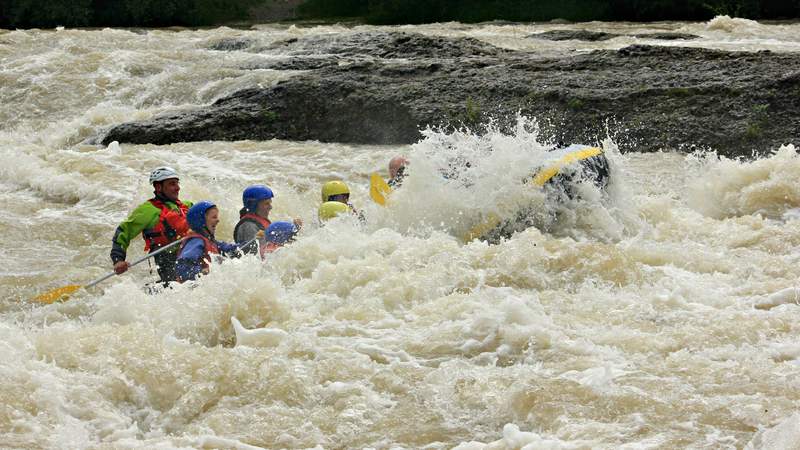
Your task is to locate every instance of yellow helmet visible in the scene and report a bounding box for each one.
[321,180,350,202]
[318,201,350,221]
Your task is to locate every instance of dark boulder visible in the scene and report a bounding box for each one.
[208,37,254,51]
[634,32,699,40]
[529,30,700,42]
[101,32,800,158]
[257,31,510,59]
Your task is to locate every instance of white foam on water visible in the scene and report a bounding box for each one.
[686,145,800,220]
[706,15,767,34]
[2,23,800,449]
[231,316,287,348]
[453,423,596,449]
[745,413,800,450]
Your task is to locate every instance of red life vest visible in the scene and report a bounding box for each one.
[264,242,282,254]
[235,212,271,232]
[234,212,271,258]
[142,198,190,251]
[177,232,219,281]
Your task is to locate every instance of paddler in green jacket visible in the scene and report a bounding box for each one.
[110,167,193,284]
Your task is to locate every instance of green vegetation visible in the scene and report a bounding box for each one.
[745,102,770,139]
[262,110,279,122]
[751,103,769,115]
[666,87,693,97]
[1,0,798,28]
[297,0,611,23]
[297,0,800,24]
[745,122,762,139]
[567,97,584,110]
[465,97,481,123]
[2,0,261,28]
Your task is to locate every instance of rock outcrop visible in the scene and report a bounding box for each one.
[101,32,800,157]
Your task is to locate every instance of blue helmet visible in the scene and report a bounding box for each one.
[187,201,217,232]
[242,185,274,213]
[265,221,297,244]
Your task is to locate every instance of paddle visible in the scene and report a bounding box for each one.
[32,239,183,304]
[370,173,392,206]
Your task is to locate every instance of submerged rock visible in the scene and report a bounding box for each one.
[634,32,699,40]
[529,30,699,42]
[207,37,254,51]
[529,30,621,41]
[101,32,800,157]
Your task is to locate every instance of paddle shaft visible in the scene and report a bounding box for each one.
[239,236,260,251]
[87,234,263,289]
[85,239,182,289]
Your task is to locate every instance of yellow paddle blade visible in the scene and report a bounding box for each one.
[532,146,603,186]
[370,173,392,206]
[32,284,83,304]
[460,213,502,242]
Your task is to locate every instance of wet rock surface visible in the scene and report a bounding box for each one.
[239,55,339,71]
[636,32,699,40]
[207,37,254,51]
[256,31,510,58]
[529,30,700,41]
[102,31,800,157]
[529,30,620,41]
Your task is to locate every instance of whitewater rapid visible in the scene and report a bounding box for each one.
[2,17,800,449]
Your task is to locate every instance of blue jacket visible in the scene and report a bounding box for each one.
[176,236,239,282]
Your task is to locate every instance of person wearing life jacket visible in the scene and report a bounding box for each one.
[321,180,361,215]
[322,180,367,224]
[110,167,193,284]
[318,201,351,223]
[175,201,240,282]
[535,144,610,201]
[387,156,409,189]
[263,221,299,254]
[233,185,302,257]
[475,145,612,243]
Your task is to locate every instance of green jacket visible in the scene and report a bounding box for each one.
[110,196,193,263]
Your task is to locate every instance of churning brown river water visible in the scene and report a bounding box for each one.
[1,16,800,449]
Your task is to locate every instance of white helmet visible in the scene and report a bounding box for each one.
[149,166,179,184]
